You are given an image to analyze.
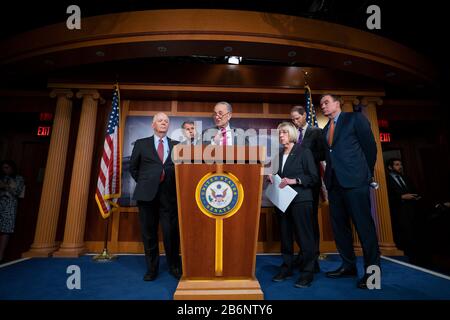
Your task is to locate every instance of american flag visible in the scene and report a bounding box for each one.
[305,84,328,202]
[95,84,121,219]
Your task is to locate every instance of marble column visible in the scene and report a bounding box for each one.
[341,96,359,113]
[23,90,73,257]
[53,90,100,257]
[361,97,399,254]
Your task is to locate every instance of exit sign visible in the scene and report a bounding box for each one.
[37,126,51,136]
[380,132,391,142]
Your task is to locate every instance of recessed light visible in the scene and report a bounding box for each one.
[288,51,297,57]
[226,56,242,65]
[95,51,105,57]
[224,46,233,53]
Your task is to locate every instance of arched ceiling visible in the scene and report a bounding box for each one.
[0,9,437,93]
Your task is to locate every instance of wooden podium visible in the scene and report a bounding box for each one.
[173,145,265,300]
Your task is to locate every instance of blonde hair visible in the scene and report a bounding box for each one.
[277,122,298,143]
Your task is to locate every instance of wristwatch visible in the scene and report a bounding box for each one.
[296,178,302,185]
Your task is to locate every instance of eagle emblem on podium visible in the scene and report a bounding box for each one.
[196,172,244,218]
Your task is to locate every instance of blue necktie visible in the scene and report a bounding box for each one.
[297,127,303,144]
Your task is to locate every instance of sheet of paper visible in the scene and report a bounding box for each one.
[265,174,298,213]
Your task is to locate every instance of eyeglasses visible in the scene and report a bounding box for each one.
[212,111,231,119]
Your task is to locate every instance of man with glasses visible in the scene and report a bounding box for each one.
[203,101,247,146]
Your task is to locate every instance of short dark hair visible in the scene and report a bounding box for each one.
[0,160,18,178]
[320,94,341,104]
[290,105,306,115]
[386,157,402,168]
[181,120,195,129]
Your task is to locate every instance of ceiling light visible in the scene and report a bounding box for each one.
[227,56,242,65]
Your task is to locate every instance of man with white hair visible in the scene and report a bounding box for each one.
[130,112,181,281]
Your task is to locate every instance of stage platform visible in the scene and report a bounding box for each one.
[1,254,449,300]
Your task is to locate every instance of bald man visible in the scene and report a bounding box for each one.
[130,112,181,281]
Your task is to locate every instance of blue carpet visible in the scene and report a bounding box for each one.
[1,254,449,300]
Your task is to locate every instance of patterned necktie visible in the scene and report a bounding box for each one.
[221,127,227,146]
[297,127,303,145]
[157,138,165,182]
[327,120,335,146]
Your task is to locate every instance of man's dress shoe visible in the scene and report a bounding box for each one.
[143,272,157,281]
[294,272,314,288]
[170,267,182,280]
[325,266,357,278]
[272,270,293,282]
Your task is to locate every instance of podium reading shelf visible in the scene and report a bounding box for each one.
[173,145,265,300]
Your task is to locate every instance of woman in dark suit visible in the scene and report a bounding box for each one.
[268,122,319,287]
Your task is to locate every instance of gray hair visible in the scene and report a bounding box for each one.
[215,101,232,113]
[152,112,169,124]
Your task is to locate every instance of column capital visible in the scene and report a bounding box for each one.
[340,96,360,106]
[50,89,73,99]
[361,97,383,106]
[76,89,102,101]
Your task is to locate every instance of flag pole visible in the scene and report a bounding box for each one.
[93,214,116,261]
[93,81,121,262]
[303,69,328,261]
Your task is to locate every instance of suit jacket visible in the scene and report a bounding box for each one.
[387,172,416,212]
[202,125,249,146]
[130,136,179,201]
[301,125,326,170]
[323,112,377,189]
[275,144,319,203]
[180,136,202,146]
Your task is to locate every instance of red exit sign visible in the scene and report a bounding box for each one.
[380,132,391,142]
[39,112,53,121]
[37,126,51,136]
[378,119,389,128]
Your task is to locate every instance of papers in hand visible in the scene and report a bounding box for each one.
[265,174,298,213]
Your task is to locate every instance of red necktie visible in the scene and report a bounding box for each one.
[158,138,165,182]
[221,127,227,146]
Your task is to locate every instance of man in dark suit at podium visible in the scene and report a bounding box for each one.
[203,101,247,146]
[320,94,380,289]
[130,112,181,281]
[290,105,325,272]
